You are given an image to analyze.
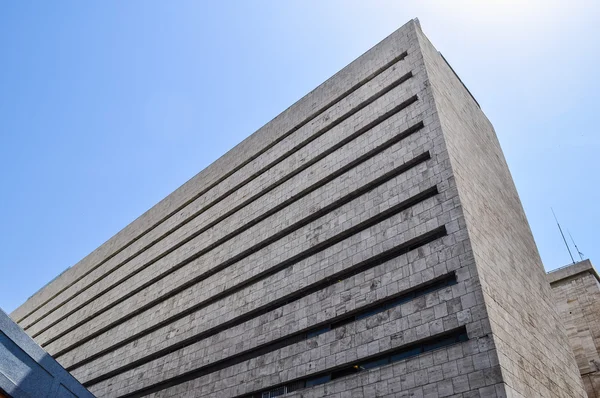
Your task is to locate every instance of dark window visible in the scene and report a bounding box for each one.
[390,346,422,363]
[241,327,468,398]
[360,357,390,370]
[330,317,354,329]
[305,374,331,387]
[423,335,458,352]
[331,365,361,380]
[261,386,287,398]
[306,326,330,339]
[457,332,469,343]
[286,380,305,393]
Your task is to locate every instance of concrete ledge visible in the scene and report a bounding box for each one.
[547,259,600,284]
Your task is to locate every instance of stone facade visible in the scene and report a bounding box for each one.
[10,19,586,398]
[548,260,600,397]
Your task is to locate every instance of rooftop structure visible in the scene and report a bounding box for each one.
[548,260,600,397]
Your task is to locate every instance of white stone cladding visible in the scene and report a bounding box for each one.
[548,260,600,397]
[12,19,586,398]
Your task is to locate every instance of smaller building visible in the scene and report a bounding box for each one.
[549,260,600,398]
[0,309,94,398]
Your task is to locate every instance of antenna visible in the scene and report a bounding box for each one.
[568,230,585,262]
[551,208,575,264]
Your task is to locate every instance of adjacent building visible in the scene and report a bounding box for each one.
[9,19,587,398]
[0,309,93,398]
[548,260,600,398]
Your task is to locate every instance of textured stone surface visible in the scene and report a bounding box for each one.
[414,22,585,398]
[549,260,600,398]
[11,19,586,398]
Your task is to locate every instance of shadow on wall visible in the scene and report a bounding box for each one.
[0,310,94,398]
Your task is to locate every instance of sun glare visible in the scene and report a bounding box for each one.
[422,0,589,43]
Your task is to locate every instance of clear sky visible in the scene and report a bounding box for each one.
[1,1,598,314]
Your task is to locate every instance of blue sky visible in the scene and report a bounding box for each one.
[1,1,598,314]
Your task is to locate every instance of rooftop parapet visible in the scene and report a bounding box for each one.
[547,259,599,284]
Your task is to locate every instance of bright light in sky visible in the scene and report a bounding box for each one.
[0,1,598,313]
[448,0,564,21]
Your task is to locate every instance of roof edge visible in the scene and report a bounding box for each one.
[547,259,599,284]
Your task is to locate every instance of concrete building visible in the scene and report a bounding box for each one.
[9,19,587,398]
[548,260,600,397]
[0,309,93,398]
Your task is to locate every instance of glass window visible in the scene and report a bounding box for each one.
[331,366,360,380]
[286,380,306,392]
[261,386,287,398]
[305,374,331,387]
[423,335,456,352]
[360,357,389,370]
[390,347,421,363]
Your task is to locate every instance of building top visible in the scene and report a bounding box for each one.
[0,309,94,398]
[547,259,599,285]
[9,18,423,323]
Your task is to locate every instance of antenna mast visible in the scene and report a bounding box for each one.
[551,208,575,264]
[568,230,585,262]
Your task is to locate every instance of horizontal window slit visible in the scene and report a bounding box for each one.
[60,134,428,369]
[76,186,442,382]
[237,327,469,398]
[111,271,456,397]
[22,55,411,331]
[41,90,420,349]
[79,187,443,383]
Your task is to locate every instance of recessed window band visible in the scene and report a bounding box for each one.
[240,326,469,398]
